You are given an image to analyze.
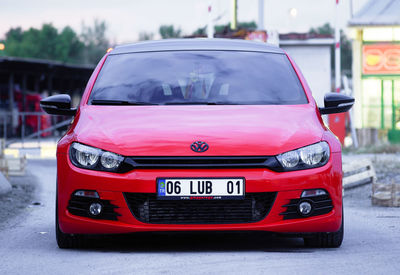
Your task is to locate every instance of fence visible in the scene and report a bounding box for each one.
[1,111,71,147]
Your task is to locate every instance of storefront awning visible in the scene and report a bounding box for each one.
[349,0,400,27]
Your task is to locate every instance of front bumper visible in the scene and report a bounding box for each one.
[57,152,343,235]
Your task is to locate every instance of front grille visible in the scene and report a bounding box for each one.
[124,156,281,169]
[280,194,333,220]
[124,192,276,224]
[68,195,120,221]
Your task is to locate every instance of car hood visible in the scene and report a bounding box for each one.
[74,105,324,156]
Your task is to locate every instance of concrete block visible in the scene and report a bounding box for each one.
[0,171,12,195]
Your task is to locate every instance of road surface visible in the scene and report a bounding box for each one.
[0,159,399,275]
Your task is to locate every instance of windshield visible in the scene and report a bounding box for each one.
[89,50,308,105]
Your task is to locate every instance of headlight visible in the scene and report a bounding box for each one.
[276,142,330,171]
[69,142,124,172]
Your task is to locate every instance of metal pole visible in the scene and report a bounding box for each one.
[38,114,41,145]
[257,0,264,30]
[34,76,40,93]
[343,75,358,148]
[349,0,353,17]
[230,0,237,30]
[207,3,214,38]
[22,74,27,112]
[21,113,25,147]
[8,73,15,136]
[335,0,341,93]
[3,115,6,141]
[8,73,14,113]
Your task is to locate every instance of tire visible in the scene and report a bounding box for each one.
[56,190,87,249]
[303,211,344,248]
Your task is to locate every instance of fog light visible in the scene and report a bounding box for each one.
[89,202,102,216]
[298,201,312,216]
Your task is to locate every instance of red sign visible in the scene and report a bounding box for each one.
[363,44,400,75]
[245,31,268,43]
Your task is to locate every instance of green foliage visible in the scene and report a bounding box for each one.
[237,21,257,30]
[57,26,84,63]
[214,21,257,34]
[309,23,352,76]
[3,24,84,63]
[340,31,352,75]
[138,31,154,41]
[1,20,110,65]
[192,27,206,36]
[81,20,110,64]
[310,23,334,35]
[159,25,182,39]
[192,21,257,36]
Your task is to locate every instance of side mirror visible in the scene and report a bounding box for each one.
[40,94,77,116]
[319,93,354,115]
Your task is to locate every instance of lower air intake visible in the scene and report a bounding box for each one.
[124,192,276,224]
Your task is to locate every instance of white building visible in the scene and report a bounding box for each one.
[280,36,334,107]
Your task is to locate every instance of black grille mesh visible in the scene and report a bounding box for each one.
[124,192,276,224]
[68,196,120,221]
[124,156,281,169]
[280,194,333,220]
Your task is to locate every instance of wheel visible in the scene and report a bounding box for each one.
[303,211,344,248]
[56,189,87,249]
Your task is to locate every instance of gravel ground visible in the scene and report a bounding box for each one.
[0,171,36,230]
[372,158,400,185]
[343,153,400,184]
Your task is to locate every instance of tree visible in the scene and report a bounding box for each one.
[3,27,25,57]
[138,31,154,41]
[192,27,206,36]
[310,23,334,36]
[340,31,352,75]
[192,21,257,36]
[159,25,181,39]
[56,26,84,63]
[81,19,110,64]
[1,21,109,65]
[214,21,257,34]
[309,23,352,76]
[2,24,84,64]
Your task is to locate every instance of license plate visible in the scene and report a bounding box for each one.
[157,178,245,200]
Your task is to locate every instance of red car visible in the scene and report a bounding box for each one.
[40,39,354,249]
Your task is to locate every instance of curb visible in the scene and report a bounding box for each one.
[4,146,57,160]
[0,172,12,196]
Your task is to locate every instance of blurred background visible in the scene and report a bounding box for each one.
[0,2,400,268]
[1,0,399,153]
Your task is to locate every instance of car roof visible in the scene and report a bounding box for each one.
[111,38,285,55]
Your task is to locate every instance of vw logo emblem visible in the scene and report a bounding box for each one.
[190,141,209,153]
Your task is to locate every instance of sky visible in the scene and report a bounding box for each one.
[1,0,369,43]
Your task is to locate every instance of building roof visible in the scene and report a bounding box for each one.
[279,38,334,46]
[279,33,334,46]
[0,56,94,70]
[349,0,400,27]
[111,38,284,55]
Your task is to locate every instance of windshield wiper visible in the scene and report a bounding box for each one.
[91,99,157,105]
